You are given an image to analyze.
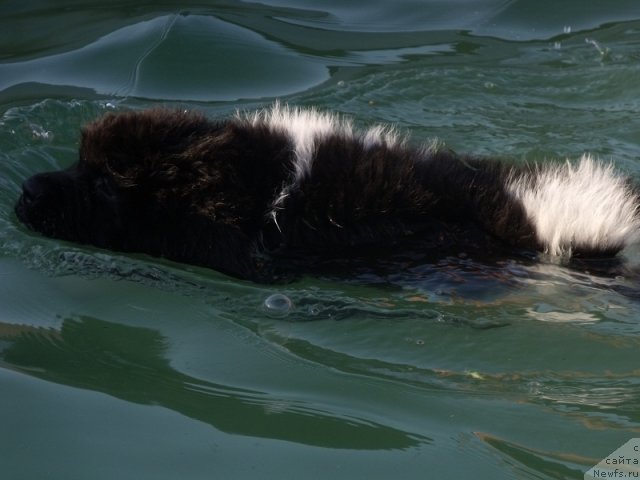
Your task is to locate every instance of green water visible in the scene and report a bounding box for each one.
[2,1,640,479]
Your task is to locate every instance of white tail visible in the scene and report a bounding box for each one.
[507,155,640,256]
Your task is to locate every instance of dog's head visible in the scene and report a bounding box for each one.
[14,110,265,279]
[16,155,261,280]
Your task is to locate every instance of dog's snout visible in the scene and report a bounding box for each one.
[21,174,47,202]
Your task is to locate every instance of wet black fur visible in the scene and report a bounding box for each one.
[16,108,540,281]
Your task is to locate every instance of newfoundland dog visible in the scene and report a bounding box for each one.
[15,104,640,281]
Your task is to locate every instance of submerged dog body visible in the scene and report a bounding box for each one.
[15,105,640,281]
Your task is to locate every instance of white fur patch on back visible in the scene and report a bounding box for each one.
[507,155,640,256]
[238,102,401,180]
[362,124,401,150]
[239,102,350,182]
[237,103,401,227]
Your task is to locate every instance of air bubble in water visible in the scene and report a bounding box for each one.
[263,293,293,317]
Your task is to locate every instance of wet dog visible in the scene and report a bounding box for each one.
[15,104,640,281]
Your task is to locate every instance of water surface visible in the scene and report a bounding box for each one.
[2,1,640,479]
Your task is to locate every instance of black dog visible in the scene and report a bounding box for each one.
[15,104,640,281]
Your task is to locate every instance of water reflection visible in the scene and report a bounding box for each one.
[0,316,429,450]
